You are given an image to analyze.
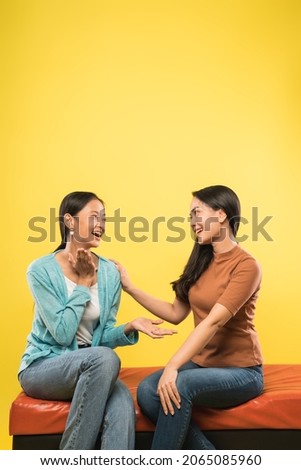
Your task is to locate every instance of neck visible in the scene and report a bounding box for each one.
[212,237,237,254]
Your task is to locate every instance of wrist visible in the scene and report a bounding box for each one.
[124,285,137,296]
[77,275,94,287]
[124,322,135,335]
[165,361,178,371]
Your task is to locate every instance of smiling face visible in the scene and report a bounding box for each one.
[65,199,106,248]
[189,197,227,245]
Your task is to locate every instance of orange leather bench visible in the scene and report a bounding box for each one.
[9,364,301,449]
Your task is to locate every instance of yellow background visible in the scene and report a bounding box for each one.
[1,0,300,450]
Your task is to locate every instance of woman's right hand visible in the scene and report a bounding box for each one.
[157,365,181,415]
[69,249,96,285]
[111,259,134,293]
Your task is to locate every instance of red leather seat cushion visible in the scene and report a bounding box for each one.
[9,364,301,436]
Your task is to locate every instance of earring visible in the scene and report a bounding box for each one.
[69,229,74,237]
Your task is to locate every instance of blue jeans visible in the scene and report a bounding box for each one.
[19,347,135,450]
[137,361,263,450]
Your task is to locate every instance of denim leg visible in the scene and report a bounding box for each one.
[19,347,121,449]
[101,379,135,450]
[137,362,263,450]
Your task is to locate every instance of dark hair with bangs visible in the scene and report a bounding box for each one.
[171,185,241,304]
[54,191,104,252]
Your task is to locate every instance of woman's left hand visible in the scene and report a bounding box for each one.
[157,366,181,415]
[127,318,177,339]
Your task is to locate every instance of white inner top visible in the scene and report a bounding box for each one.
[64,276,100,346]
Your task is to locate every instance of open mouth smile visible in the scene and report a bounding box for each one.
[92,230,103,240]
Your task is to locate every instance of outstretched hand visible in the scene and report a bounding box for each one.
[129,318,177,339]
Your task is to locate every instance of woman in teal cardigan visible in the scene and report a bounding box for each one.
[18,191,175,450]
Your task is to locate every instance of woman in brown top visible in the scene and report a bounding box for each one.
[114,185,264,449]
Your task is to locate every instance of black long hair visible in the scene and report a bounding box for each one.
[171,185,241,304]
[54,191,104,251]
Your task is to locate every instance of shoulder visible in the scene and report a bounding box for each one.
[27,253,57,275]
[234,245,262,277]
[97,255,120,277]
[95,255,121,293]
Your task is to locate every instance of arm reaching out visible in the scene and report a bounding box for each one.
[111,260,191,325]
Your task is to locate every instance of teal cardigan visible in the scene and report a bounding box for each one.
[19,252,138,374]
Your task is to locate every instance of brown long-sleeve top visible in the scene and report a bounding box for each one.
[188,244,263,368]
